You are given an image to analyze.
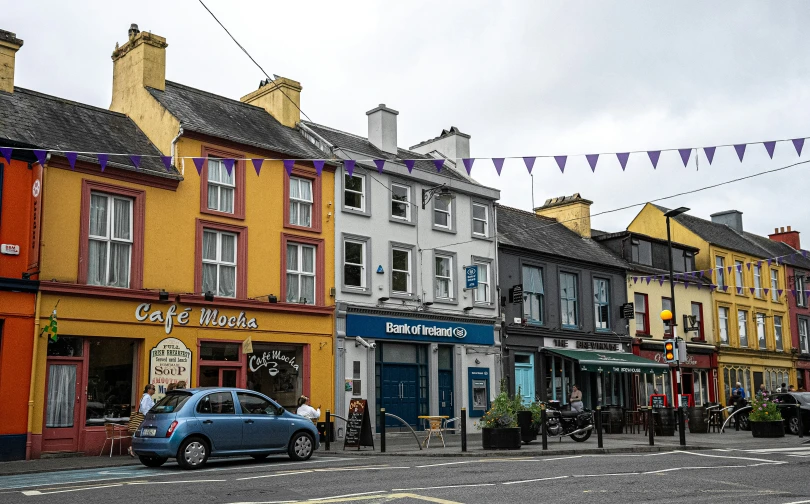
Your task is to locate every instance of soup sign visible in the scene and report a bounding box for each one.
[149,337,192,395]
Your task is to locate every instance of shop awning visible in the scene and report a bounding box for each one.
[546,348,670,374]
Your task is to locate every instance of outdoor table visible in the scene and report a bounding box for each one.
[418,415,449,448]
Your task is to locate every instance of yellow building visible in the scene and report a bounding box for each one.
[629,204,794,406]
[28,24,336,457]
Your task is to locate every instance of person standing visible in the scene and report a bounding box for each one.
[732,382,746,400]
[128,384,156,457]
[296,396,321,422]
[569,385,584,413]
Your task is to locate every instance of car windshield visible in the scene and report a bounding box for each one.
[151,391,193,414]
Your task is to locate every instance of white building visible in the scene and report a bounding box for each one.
[301,106,501,434]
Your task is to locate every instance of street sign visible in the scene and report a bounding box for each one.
[465,265,478,289]
[683,315,699,333]
[509,284,523,304]
[620,303,635,319]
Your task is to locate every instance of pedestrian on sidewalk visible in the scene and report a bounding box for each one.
[128,384,156,457]
[569,385,583,413]
[296,395,321,423]
[175,381,186,389]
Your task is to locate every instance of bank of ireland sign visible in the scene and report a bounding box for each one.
[347,314,493,346]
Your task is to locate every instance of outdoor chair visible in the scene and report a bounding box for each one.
[100,422,127,457]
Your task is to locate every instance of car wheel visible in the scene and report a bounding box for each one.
[138,455,168,468]
[738,413,750,431]
[177,437,209,469]
[288,432,314,461]
[250,454,270,460]
[788,417,800,435]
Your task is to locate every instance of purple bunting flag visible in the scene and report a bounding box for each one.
[616,152,630,171]
[697,282,702,290]
[757,260,762,269]
[343,160,355,177]
[252,158,264,176]
[728,266,733,274]
[492,158,505,175]
[523,157,536,174]
[736,263,742,272]
[586,154,599,172]
[34,150,47,166]
[65,152,77,170]
[193,157,206,176]
[129,155,141,170]
[749,287,756,295]
[763,141,776,159]
[647,151,661,169]
[223,158,235,176]
[710,284,717,292]
[645,277,651,285]
[793,138,805,156]
[764,288,770,296]
[284,159,295,176]
[658,276,665,286]
[404,159,415,173]
[704,146,716,165]
[767,259,772,268]
[313,160,325,177]
[684,281,690,290]
[554,155,567,173]
[433,159,445,172]
[632,277,638,284]
[737,287,743,295]
[463,158,475,175]
[791,289,797,297]
[161,156,173,172]
[374,159,386,174]
[778,289,783,297]
[0,147,11,164]
[722,285,729,292]
[734,144,746,162]
[747,262,751,271]
[678,148,692,167]
[97,153,108,172]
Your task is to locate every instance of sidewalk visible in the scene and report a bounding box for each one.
[1,429,805,475]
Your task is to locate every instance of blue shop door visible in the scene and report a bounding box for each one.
[514,353,536,405]
[438,370,454,419]
[381,364,419,428]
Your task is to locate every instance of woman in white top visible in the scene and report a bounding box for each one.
[128,384,155,457]
[296,395,320,422]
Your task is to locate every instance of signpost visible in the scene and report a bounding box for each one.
[343,399,374,451]
[465,266,478,290]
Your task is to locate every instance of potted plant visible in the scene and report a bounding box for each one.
[477,390,522,450]
[517,400,543,444]
[749,392,785,438]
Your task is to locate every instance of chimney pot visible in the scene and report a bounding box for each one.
[534,193,593,238]
[710,210,744,233]
[240,76,302,128]
[788,225,792,232]
[366,104,399,155]
[781,227,785,233]
[775,228,779,234]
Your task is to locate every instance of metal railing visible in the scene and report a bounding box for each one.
[721,406,751,433]
[328,412,423,450]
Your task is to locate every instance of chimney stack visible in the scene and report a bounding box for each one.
[366,104,398,155]
[240,76,302,128]
[534,193,593,238]
[410,126,471,161]
[769,226,801,250]
[110,23,168,113]
[710,210,744,233]
[0,29,23,94]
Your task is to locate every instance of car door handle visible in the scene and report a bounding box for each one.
[203,420,213,424]
[244,420,254,424]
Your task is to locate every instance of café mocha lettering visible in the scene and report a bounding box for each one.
[136,303,259,334]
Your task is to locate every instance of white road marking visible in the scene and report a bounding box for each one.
[391,484,496,491]
[781,500,810,504]
[502,475,569,485]
[313,466,410,472]
[126,479,226,485]
[237,470,313,481]
[22,483,123,496]
[677,450,788,464]
[307,491,387,501]
[573,472,640,478]
[416,461,474,468]
[742,447,810,453]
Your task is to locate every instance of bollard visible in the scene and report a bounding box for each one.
[325,410,331,451]
[648,407,655,446]
[461,407,467,452]
[596,406,603,449]
[678,406,686,447]
[541,403,548,451]
[380,408,386,453]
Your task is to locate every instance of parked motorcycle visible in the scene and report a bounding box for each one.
[540,400,594,442]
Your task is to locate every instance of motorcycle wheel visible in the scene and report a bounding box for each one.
[570,429,592,442]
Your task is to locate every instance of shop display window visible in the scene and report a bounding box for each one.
[47,337,84,357]
[201,342,240,362]
[85,338,137,425]
[247,344,303,411]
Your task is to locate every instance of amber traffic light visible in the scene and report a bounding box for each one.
[664,339,677,363]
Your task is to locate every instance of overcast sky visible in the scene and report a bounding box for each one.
[7,1,810,243]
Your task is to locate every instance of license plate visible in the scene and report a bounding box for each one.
[142,427,157,437]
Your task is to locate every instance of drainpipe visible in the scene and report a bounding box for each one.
[170,125,184,174]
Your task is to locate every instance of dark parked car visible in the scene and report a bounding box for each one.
[131,388,319,469]
[773,392,810,435]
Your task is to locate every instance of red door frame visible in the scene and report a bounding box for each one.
[42,357,84,453]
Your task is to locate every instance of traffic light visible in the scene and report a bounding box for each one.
[664,339,678,363]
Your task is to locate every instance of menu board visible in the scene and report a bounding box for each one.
[649,394,667,409]
[343,399,374,451]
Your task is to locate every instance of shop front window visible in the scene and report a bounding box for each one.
[85,338,137,425]
[247,344,304,411]
[723,365,751,403]
[47,337,84,357]
[201,342,240,362]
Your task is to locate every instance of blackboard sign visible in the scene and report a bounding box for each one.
[649,394,666,409]
[678,394,691,408]
[620,303,635,319]
[343,399,374,451]
[509,284,523,304]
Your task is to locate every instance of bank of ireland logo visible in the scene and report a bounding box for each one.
[453,327,467,338]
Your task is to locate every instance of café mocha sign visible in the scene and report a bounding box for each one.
[135,303,259,335]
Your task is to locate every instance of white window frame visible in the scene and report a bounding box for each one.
[523,265,545,325]
[433,196,452,230]
[798,275,808,307]
[770,270,779,301]
[473,260,491,304]
[718,307,729,344]
[799,317,810,354]
[88,192,133,288]
[716,256,726,289]
[756,313,767,349]
[343,172,366,212]
[390,182,411,222]
[774,315,783,351]
[343,238,367,290]
[391,246,413,296]
[735,260,744,289]
[202,229,237,298]
[289,176,313,228]
[560,272,579,328]
[286,243,316,305]
[738,310,748,348]
[472,202,489,237]
[754,265,762,297]
[207,158,235,214]
[593,278,610,332]
[434,253,454,301]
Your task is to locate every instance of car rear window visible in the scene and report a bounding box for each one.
[151,392,192,414]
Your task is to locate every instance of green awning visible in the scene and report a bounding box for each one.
[546,348,670,375]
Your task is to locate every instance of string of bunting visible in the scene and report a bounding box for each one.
[641,249,810,284]
[1,134,808,177]
[632,273,810,297]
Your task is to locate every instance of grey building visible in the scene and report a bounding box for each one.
[300,108,501,434]
[497,195,667,410]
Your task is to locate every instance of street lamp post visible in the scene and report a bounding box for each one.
[664,206,690,447]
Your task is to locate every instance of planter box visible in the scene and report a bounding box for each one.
[481,427,521,450]
[517,411,537,444]
[751,420,785,438]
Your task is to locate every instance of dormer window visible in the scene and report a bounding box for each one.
[631,239,652,266]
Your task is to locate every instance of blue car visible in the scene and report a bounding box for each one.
[132,388,319,469]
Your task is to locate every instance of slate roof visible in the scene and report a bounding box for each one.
[0,87,177,178]
[148,81,330,161]
[301,121,474,184]
[496,205,629,270]
[653,204,773,259]
[742,231,810,270]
